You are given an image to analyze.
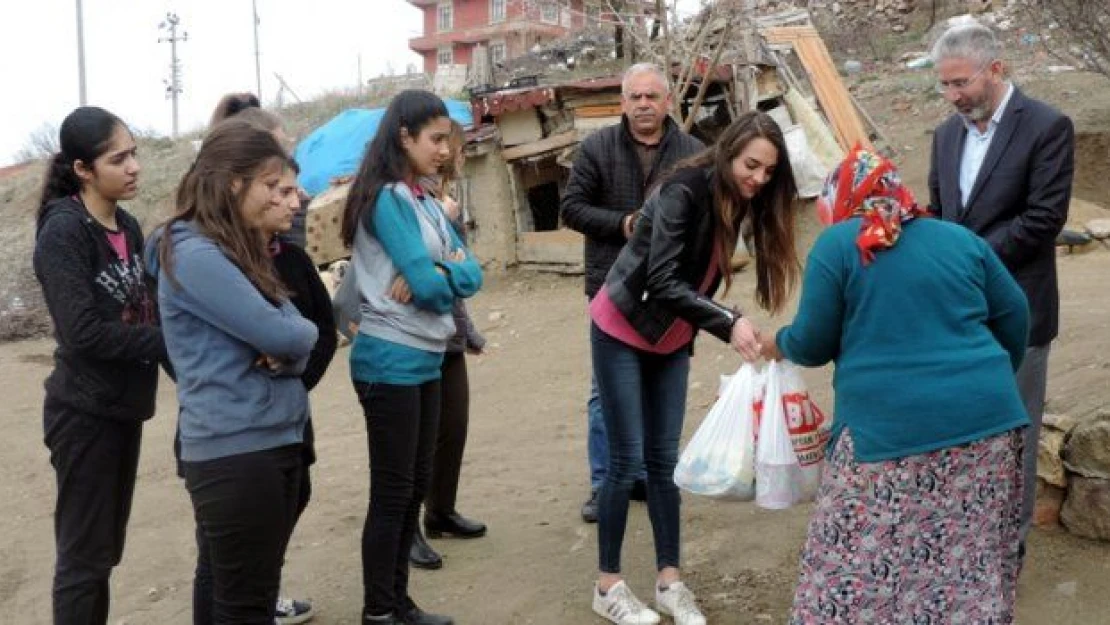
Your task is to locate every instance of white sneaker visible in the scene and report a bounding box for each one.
[655,582,706,625]
[593,580,661,625]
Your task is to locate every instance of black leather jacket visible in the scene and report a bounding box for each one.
[604,166,739,346]
[561,116,704,298]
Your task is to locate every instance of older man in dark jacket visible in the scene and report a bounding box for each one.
[561,62,704,523]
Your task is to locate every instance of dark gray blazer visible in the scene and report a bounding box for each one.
[928,87,1074,346]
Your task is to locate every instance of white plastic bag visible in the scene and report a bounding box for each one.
[674,364,758,500]
[779,363,830,499]
[755,361,830,509]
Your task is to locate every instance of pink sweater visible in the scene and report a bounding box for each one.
[590,248,721,354]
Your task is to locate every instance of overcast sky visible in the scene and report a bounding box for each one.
[0,0,426,165]
[0,0,703,166]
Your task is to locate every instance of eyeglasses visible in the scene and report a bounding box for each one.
[934,64,989,94]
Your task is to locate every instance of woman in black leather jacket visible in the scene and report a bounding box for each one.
[585,111,799,625]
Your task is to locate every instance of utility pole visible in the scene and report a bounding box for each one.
[253,0,262,99]
[158,13,188,137]
[76,0,87,104]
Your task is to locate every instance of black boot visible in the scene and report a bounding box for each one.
[362,609,404,624]
[424,510,487,539]
[409,526,442,570]
[400,597,455,625]
[581,490,599,523]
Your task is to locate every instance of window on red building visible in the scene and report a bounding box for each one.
[490,0,506,23]
[490,40,507,65]
[437,46,454,66]
[540,1,558,24]
[585,5,601,28]
[438,1,453,31]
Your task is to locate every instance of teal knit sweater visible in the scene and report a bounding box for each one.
[776,217,1031,462]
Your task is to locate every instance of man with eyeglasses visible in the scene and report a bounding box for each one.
[927,22,1075,560]
[562,62,703,524]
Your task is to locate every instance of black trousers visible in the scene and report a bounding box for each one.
[45,399,142,625]
[426,352,470,515]
[356,380,441,616]
[191,445,312,625]
[183,445,303,625]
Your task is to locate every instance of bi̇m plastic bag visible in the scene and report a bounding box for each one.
[673,363,759,500]
[755,361,830,509]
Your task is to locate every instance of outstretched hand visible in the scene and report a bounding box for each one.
[760,335,783,362]
[730,318,761,362]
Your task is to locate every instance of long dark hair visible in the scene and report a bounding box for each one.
[670,110,799,313]
[159,119,289,302]
[37,106,128,221]
[341,90,449,247]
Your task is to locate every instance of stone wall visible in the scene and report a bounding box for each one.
[1037,412,1110,541]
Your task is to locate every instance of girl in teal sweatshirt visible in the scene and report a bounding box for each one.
[339,90,481,625]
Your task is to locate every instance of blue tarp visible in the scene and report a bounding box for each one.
[293,99,473,197]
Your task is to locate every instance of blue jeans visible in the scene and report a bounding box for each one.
[588,375,646,491]
[588,375,607,490]
[591,324,689,574]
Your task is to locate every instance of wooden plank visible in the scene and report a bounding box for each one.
[501,131,579,161]
[575,104,624,118]
[761,26,872,151]
[562,92,622,109]
[516,229,584,267]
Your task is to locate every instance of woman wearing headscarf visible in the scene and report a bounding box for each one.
[763,148,1031,624]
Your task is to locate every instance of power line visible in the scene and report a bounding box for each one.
[253,0,262,99]
[76,0,87,105]
[158,13,188,138]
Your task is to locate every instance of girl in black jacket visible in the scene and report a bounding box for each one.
[33,106,165,625]
[586,111,798,625]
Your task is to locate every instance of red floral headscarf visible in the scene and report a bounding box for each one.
[816,146,929,265]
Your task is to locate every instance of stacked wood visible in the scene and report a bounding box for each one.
[304,183,351,267]
[761,25,872,151]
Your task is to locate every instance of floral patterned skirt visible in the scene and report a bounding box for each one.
[790,428,1024,625]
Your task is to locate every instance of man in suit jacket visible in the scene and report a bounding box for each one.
[928,22,1075,551]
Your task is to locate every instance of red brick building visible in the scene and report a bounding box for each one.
[407,0,605,74]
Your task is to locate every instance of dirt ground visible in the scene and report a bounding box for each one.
[6,61,1110,625]
[4,242,1110,625]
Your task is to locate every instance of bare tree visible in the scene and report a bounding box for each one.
[605,0,750,127]
[1020,0,1109,79]
[13,123,60,163]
